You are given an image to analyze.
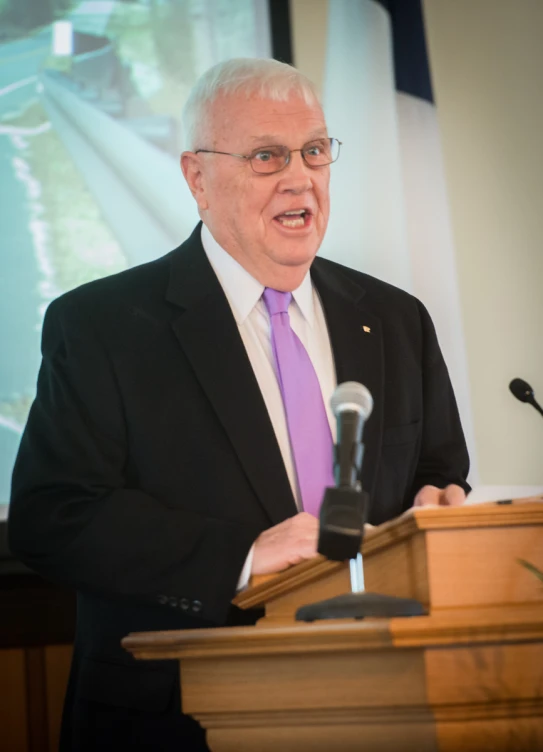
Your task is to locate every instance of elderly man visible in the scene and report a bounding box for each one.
[8,58,469,750]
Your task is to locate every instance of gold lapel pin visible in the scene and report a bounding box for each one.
[362,325,371,333]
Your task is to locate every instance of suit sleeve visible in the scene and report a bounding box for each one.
[407,300,471,504]
[8,298,255,624]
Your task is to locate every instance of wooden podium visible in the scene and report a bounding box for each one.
[123,501,543,751]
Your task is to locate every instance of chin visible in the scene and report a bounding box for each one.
[273,240,321,267]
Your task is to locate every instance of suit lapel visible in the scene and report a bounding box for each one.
[311,258,384,499]
[165,226,296,525]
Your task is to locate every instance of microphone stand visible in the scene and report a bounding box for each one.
[528,398,543,419]
[296,480,425,622]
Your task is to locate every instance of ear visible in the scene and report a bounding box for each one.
[181,152,209,211]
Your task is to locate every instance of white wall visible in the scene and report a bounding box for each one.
[422,0,543,484]
[291,0,543,485]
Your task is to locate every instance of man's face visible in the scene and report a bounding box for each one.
[185,92,331,288]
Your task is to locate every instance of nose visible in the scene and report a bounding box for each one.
[276,150,313,194]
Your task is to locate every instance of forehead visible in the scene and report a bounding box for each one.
[207,92,327,147]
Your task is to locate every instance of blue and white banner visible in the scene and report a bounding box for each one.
[320,0,477,479]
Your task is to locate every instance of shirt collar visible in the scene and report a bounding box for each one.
[292,270,315,328]
[201,223,315,327]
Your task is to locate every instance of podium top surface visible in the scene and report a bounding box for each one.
[363,497,543,553]
[233,499,543,610]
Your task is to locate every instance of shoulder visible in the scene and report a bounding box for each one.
[47,253,172,323]
[41,225,206,356]
[46,224,204,331]
[39,252,178,360]
[313,255,424,314]
[312,256,438,359]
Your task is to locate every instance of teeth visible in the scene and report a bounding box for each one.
[278,216,305,228]
[276,209,308,227]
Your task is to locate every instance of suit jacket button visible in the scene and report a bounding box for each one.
[168,597,178,608]
[191,600,202,614]
[180,598,190,611]
[157,595,168,605]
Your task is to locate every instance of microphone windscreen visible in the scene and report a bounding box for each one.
[331,381,373,420]
[509,377,534,403]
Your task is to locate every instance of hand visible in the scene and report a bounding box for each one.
[414,484,466,507]
[251,512,320,576]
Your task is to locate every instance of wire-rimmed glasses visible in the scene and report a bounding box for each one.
[195,137,342,175]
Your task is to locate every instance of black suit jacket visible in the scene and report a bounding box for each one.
[8,224,469,748]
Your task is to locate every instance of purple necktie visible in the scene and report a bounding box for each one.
[263,288,334,517]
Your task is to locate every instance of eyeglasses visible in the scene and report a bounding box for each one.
[195,137,341,175]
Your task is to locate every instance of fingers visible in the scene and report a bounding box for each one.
[441,484,466,506]
[251,512,320,576]
[414,484,466,507]
[414,485,441,507]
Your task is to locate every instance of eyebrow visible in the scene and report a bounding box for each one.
[249,131,329,146]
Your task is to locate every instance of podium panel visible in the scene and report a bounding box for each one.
[123,502,543,751]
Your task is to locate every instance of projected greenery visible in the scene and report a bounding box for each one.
[0,0,267,506]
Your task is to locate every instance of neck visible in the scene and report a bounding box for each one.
[201,222,314,292]
[224,243,313,292]
[256,263,311,292]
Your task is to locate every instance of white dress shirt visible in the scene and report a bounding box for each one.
[201,224,337,587]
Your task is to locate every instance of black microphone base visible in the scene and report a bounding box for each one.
[295,592,426,621]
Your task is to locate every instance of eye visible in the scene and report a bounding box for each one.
[254,149,275,162]
[305,139,330,157]
[305,144,322,157]
[252,146,285,163]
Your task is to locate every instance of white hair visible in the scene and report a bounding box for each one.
[181,57,320,151]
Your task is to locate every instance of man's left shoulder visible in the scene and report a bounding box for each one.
[313,256,421,313]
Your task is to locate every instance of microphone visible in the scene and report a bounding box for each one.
[509,378,543,419]
[297,382,426,619]
[331,382,374,488]
[317,382,373,561]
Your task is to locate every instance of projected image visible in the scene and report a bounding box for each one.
[0,0,271,506]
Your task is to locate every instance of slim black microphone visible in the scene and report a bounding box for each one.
[509,378,543,418]
[318,382,373,561]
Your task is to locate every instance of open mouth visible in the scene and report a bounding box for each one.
[273,209,312,229]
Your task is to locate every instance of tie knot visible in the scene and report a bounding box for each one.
[263,288,292,317]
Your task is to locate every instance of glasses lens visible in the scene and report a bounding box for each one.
[303,138,340,166]
[250,146,289,174]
